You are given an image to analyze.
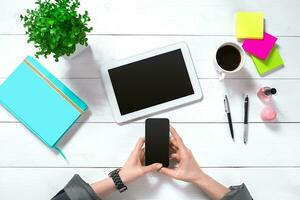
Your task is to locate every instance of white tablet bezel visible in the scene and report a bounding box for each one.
[101,42,203,123]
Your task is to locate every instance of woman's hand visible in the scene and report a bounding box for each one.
[92,129,229,200]
[160,127,230,200]
[91,138,161,197]
[119,138,162,184]
[159,127,206,184]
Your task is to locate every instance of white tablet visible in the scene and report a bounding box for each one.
[101,42,203,123]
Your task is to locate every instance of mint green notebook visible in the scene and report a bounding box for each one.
[0,56,88,150]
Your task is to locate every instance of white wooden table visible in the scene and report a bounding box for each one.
[1,0,300,199]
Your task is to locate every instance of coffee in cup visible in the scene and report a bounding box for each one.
[214,42,245,80]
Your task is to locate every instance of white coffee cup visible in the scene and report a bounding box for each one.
[214,42,245,80]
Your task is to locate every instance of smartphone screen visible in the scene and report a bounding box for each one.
[145,118,169,167]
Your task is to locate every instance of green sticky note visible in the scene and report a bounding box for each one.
[236,12,264,39]
[251,46,284,76]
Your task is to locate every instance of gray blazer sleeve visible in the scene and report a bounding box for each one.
[54,175,252,200]
[221,183,253,200]
[63,174,101,200]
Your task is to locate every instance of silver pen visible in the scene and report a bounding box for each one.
[244,95,249,144]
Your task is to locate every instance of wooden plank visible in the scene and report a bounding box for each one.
[0,167,299,199]
[1,0,300,35]
[1,122,299,167]
[0,35,298,79]
[1,79,299,123]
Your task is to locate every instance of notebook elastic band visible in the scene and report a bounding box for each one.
[23,59,84,114]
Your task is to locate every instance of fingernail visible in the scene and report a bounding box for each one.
[157,163,163,170]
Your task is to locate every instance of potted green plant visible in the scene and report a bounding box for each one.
[20,0,93,61]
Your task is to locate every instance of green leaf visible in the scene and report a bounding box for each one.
[21,0,93,62]
[47,18,55,25]
[50,29,56,35]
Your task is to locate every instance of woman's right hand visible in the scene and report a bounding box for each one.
[159,126,207,184]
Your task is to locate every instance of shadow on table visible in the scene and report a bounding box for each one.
[58,110,91,142]
[223,68,259,94]
[64,45,106,108]
[105,173,207,200]
[264,121,281,132]
[51,46,107,157]
[65,45,102,78]
[262,99,282,132]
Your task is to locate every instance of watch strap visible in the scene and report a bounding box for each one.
[108,168,128,193]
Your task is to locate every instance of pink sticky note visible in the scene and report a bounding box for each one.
[242,32,277,60]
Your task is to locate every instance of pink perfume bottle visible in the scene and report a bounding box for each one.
[257,87,277,102]
[261,106,277,121]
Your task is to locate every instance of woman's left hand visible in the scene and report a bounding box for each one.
[119,138,162,184]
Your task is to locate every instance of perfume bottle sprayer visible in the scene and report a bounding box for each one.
[257,87,277,102]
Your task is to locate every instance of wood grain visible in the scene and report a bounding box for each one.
[1,0,300,35]
[0,35,298,79]
[1,79,299,123]
[0,122,299,167]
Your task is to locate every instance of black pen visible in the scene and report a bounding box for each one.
[224,95,234,141]
[244,95,249,144]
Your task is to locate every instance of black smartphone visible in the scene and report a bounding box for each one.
[145,118,169,167]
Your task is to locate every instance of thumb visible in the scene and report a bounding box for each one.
[143,163,163,174]
[159,167,177,179]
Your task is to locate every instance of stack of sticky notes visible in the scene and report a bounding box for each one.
[236,12,284,76]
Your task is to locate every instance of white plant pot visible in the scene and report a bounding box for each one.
[63,44,89,60]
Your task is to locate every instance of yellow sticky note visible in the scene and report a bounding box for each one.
[236,12,264,39]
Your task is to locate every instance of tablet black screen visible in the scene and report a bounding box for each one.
[108,49,194,115]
